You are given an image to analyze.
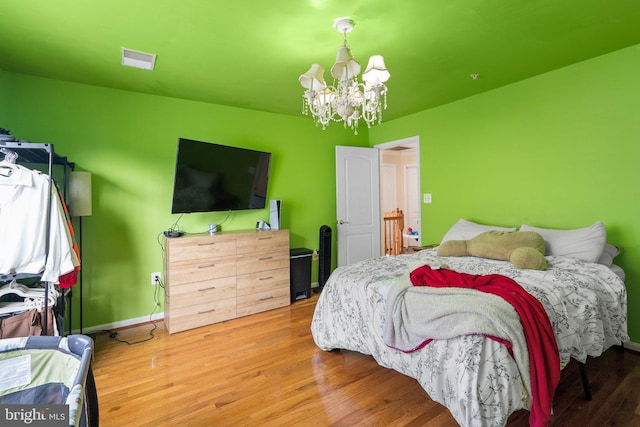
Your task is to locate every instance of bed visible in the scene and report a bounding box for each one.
[311,220,628,427]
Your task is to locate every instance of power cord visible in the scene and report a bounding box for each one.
[109,276,161,345]
[169,213,183,233]
[213,210,233,231]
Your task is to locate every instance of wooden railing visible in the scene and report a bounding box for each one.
[383,208,404,256]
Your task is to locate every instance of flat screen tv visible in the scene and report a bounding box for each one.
[171,138,271,214]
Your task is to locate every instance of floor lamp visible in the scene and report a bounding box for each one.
[69,171,92,334]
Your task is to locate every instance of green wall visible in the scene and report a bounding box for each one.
[371,44,640,342]
[2,42,639,343]
[0,71,366,329]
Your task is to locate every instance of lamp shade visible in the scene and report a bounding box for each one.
[310,87,333,105]
[68,171,92,217]
[330,46,361,80]
[362,55,390,84]
[299,64,326,91]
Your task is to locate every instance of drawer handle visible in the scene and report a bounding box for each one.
[258,237,273,240]
[258,276,273,281]
[197,264,215,269]
[198,285,216,291]
[198,308,216,314]
[258,296,274,301]
[197,242,216,246]
[258,256,273,261]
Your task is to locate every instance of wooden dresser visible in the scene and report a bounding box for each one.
[164,229,290,334]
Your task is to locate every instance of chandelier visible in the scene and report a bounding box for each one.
[298,18,390,135]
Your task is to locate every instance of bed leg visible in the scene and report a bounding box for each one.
[578,362,592,401]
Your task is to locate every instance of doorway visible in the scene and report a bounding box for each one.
[375,136,421,254]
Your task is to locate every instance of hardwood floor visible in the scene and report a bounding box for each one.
[92,294,640,426]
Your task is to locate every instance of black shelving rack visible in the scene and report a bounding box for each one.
[0,140,76,335]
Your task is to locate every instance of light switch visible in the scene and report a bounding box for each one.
[423,193,432,204]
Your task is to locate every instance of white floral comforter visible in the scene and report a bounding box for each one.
[310,249,628,427]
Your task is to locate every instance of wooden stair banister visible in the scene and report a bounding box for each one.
[383,208,404,256]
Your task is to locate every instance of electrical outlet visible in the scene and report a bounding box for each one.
[151,272,161,285]
[312,250,319,261]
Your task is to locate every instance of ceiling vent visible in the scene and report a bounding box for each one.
[121,48,156,71]
[387,145,414,151]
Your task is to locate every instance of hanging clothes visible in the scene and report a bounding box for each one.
[55,179,81,288]
[0,308,57,338]
[0,281,60,337]
[0,160,77,283]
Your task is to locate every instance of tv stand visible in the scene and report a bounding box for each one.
[163,229,290,334]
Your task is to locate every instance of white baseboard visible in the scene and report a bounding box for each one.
[311,281,319,289]
[624,340,640,352]
[72,312,164,335]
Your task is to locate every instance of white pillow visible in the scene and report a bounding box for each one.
[440,219,516,244]
[519,221,606,262]
[597,243,620,267]
[610,264,626,282]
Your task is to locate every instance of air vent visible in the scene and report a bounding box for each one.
[121,48,156,71]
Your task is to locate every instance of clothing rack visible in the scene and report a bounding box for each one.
[0,139,75,335]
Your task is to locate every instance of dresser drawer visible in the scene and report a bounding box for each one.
[167,234,236,262]
[236,287,290,317]
[236,251,289,275]
[168,256,236,286]
[168,297,236,333]
[236,267,289,296]
[236,230,289,255]
[168,276,236,307]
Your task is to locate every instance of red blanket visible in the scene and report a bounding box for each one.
[409,265,560,427]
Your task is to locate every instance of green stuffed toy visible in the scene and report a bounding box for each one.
[437,230,547,270]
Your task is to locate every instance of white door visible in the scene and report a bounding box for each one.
[404,165,421,246]
[336,146,381,266]
[381,163,397,212]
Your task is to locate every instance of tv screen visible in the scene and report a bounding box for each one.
[171,138,271,214]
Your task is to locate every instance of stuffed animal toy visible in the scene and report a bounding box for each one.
[437,230,547,270]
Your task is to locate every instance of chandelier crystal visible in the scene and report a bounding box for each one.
[299,18,390,135]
